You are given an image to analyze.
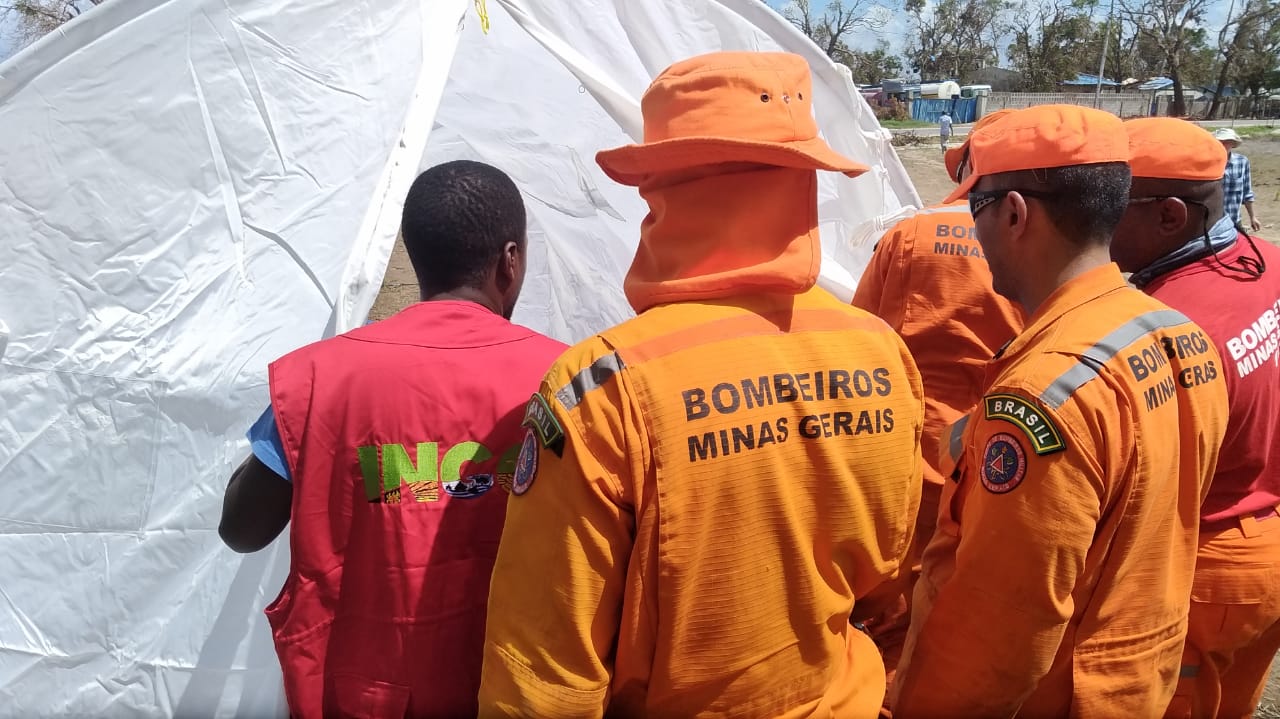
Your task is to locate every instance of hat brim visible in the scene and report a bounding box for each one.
[596,135,870,186]
[944,170,980,205]
[944,144,967,184]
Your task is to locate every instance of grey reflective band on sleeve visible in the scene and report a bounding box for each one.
[947,414,971,464]
[914,205,968,216]
[555,352,626,412]
[1039,309,1192,409]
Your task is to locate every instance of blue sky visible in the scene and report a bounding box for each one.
[0,15,16,62]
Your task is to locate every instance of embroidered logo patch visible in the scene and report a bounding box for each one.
[522,393,565,457]
[443,473,494,499]
[983,393,1066,455]
[511,430,539,497]
[981,433,1027,494]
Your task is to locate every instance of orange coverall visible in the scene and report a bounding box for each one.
[892,263,1229,718]
[851,200,1024,688]
[478,287,926,717]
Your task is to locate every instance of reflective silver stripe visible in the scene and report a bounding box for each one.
[914,205,968,217]
[1180,664,1200,678]
[1039,357,1105,409]
[555,352,625,412]
[948,414,971,463]
[1039,309,1191,409]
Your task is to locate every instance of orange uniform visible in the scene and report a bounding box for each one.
[853,201,1024,490]
[852,200,1023,688]
[479,288,925,717]
[892,264,1229,717]
[479,52,925,718]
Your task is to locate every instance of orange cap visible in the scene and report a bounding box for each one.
[943,108,1017,183]
[944,105,1129,203]
[1124,118,1227,181]
[596,52,869,186]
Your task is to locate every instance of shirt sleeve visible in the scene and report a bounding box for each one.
[892,391,1103,717]
[246,404,291,481]
[1243,158,1255,203]
[479,347,638,717]
[851,220,911,331]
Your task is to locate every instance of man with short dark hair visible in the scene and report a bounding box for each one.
[1113,118,1280,719]
[891,105,1229,717]
[218,159,566,718]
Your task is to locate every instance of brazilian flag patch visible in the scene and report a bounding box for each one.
[522,393,565,457]
[983,393,1066,455]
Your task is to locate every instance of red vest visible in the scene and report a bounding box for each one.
[265,301,565,718]
[1146,236,1280,523]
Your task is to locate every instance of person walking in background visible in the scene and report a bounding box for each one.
[217,160,566,718]
[479,51,926,718]
[1215,128,1263,231]
[1113,118,1280,719]
[938,111,953,152]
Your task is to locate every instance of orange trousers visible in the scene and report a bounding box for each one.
[1166,507,1280,719]
[865,481,941,717]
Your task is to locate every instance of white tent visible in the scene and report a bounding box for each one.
[0,0,919,715]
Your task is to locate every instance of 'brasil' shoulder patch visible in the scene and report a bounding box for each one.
[983,393,1066,455]
[522,393,565,457]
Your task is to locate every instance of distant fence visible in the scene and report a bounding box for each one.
[980,91,1280,120]
[987,92,1150,117]
[912,97,978,123]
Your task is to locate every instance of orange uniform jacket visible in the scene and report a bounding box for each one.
[479,287,926,718]
[892,264,1229,718]
[852,200,1025,488]
[851,202,1025,686]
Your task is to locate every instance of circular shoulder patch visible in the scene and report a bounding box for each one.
[981,432,1028,494]
[511,430,539,497]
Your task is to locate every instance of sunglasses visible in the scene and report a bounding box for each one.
[1127,195,1201,206]
[968,189,1058,217]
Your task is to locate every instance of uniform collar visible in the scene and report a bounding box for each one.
[995,263,1127,362]
[1130,214,1239,289]
[352,300,528,349]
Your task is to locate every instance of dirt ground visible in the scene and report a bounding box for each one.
[368,135,1280,714]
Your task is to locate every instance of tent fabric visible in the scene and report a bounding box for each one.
[0,0,919,715]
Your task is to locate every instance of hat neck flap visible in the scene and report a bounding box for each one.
[623,165,821,314]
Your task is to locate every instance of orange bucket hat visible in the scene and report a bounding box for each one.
[943,108,1017,183]
[1124,118,1227,181]
[944,104,1129,203]
[596,52,869,186]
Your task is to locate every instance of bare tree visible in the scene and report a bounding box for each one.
[1007,0,1100,90]
[1205,0,1277,117]
[1,0,104,47]
[782,0,889,62]
[1230,6,1280,98]
[905,0,1007,81]
[1119,0,1211,116]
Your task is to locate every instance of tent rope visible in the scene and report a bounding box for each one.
[474,0,491,33]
